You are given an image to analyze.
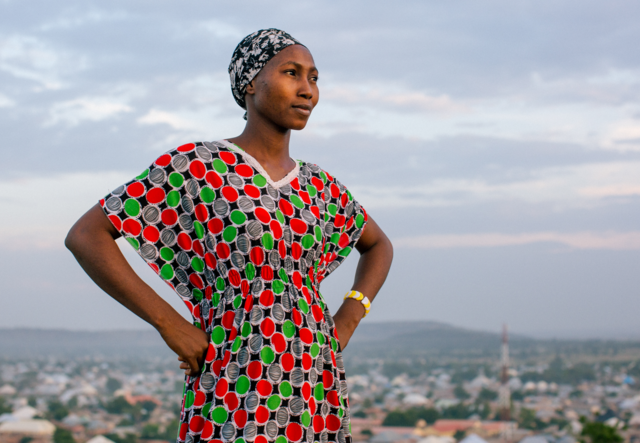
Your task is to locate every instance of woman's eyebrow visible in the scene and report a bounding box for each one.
[279,61,318,72]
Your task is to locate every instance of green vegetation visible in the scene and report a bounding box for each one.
[104,396,137,414]
[382,406,440,426]
[454,384,470,400]
[105,434,138,443]
[477,387,498,402]
[520,356,595,384]
[53,427,76,443]
[579,418,623,443]
[141,422,161,439]
[441,403,473,420]
[0,396,12,414]
[453,430,467,441]
[48,400,69,421]
[518,408,545,431]
[106,377,122,393]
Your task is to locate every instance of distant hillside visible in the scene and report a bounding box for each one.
[1,322,638,360]
[0,328,172,358]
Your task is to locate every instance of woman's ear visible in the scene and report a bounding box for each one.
[245,80,255,95]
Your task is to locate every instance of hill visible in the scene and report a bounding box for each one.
[1,321,638,360]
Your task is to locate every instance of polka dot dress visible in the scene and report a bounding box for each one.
[100,140,367,443]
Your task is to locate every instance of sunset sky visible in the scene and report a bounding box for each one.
[1,1,639,338]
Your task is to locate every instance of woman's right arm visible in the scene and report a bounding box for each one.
[65,203,209,375]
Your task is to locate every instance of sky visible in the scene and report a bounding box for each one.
[1,0,639,338]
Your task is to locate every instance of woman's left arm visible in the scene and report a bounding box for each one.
[333,214,393,349]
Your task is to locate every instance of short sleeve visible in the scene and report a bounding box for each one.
[99,142,218,322]
[318,169,368,279]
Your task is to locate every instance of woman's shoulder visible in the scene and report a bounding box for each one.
[147,141,236,168]
[297,159,352,193]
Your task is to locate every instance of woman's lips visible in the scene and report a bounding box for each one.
[293,105,311,116]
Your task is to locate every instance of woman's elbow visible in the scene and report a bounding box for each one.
[384,235,394,262]
[64,224,81,254]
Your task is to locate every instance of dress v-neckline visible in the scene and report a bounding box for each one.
[218,139,301,189]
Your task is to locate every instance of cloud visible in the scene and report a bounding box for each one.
[603,119,640,151]
[0,34,87,89]
[0,171,137,250]
[46,96,132,126]
[394,231,640,250]
[137,109,195,131]
[322,83,468,115]
[349,160,640,209]
[0,93,13,107]
[38,9,130,31]
[198,20,244,40]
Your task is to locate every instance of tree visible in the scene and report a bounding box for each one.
[162,419,180,440]
[104,396,135,414]
[478,388,498,402]
[453,430,467,441]
[383,406,440,426]
[518,408,543,431]
[53,427,76,443]
[579,418,623,443]
[106,377,122,394]
[0,396,12,414]
[442,403,473,420]
[141,423,160,439]
[139,399,158,413]
[352,409,367,418]
[105,434,137,443]
[48,401,69,421]
[454,384,470,400]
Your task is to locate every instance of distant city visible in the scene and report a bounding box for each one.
[1,321,639,443]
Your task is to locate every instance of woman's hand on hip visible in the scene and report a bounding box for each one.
[159,319,210,377]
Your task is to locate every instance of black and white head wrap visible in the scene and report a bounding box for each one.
[229,28,304,120]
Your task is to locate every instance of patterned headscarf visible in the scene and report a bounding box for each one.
[228,28,305,120]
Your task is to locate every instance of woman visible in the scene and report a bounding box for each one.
[66,29,393,443]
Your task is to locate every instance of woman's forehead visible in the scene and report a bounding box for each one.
[270,45,317,71]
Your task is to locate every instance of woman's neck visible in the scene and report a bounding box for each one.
[227,117,297,181]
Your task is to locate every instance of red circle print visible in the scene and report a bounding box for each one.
[122,219,141,236]
[286,423,302,442]
[146,187,165,204]
[256,380,272,396]
[234,410,247,428]
[177,232,192,251]
[235,164,254,177]
[219,151,237,164]
[247,361,263,379]
[244,184,260,199]
[108,215,122,231]
[189,159,206,179]
[290,219,307,234]
[254,207,271,224]
[161,209,178,226]
[127,182,145,198]
[208,218,223,234]
[206,171,223,188]
[155,154,171,167]
[177,143,195,152]
[222,186,239,202]
[281,353,294,372]
[272,333,286,353]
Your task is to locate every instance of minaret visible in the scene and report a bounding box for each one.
[498,324,511,421]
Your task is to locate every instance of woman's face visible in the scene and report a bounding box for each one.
[245,45,319,131]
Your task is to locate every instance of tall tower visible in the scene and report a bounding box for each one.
[498,324,511,421]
